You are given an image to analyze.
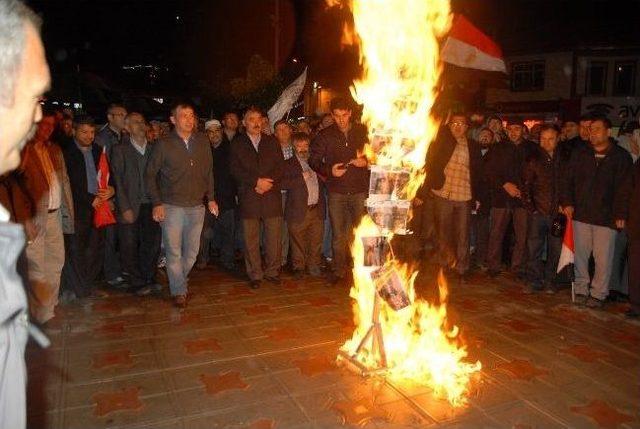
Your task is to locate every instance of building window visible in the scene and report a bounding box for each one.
[586,61,608,96]
[511,61,545,91]
[614,61,636,96]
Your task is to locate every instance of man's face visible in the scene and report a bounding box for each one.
[61,118,73,136]
[331,108,352,133]
[206,126,223,145]
[75,124,95,147]
[108,107,127,131]
[34,115,55,142]
[478,130,494,148]
[0,24,51,175]
[448,116,468,139]
[125,113,147,139]
[170,106,196,135]
[563,121,579,139]
[293,139,310,160]
[297,121,311,134]
[223,113,239,132]
[589,120,609,146]
[539,129,559,154]
[579,120,592,141]
[274,123,292,146]
[488,118,502,133]
[506,124,524,142]
[243,111,262,137]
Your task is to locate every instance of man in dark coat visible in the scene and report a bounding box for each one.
[560,116,633,309]
[281,132,325,279]
[425,113,482,281]
[626,159,640,318]
[230,106,285,289]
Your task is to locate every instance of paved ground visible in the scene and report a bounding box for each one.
[26,262,640,429]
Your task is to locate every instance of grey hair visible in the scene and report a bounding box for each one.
[0,0,42,107]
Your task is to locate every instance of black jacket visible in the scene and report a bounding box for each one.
[626,161,640,240]
[560,144,633,228]
[309,123,369,194]
[62,142,104,223]
[280,156,326,224]
[212,139,237,212]
[110,137,153,222]
[229,133,284,219]
[424,127,483,202]
[521,146,562,217]
[484,138,538,208]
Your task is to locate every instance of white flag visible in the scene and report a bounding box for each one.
[268,67,308,129]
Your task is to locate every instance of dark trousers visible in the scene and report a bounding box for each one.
[472,212,490,267]
[206,208,236,268]
[288,206,324,272]
[61,233,87,297]
[526,213,561,289]
[70,209,104,292]
[118,203,161,287]
[242,216,282,281]
[433,196,471,274]
[328,192,366,277]
[629,239,640,312]
[487,207,529,274]
[103,223,122,281]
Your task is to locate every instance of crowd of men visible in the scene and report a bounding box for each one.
[3,93,639,322]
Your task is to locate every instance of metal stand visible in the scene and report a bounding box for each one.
[337,289,389,377]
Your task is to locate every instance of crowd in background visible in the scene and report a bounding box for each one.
[2,95,639,321]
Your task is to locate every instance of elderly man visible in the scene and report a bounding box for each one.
[230,106,285,289]
[0,1,51,426]
[14,112,73,322]
[145,102,217,308]
[111,112,161,296]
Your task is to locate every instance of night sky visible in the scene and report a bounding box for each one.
[25,0,640,104]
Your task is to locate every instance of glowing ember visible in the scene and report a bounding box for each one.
[330,0,481,407]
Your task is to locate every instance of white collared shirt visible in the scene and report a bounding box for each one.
[248,133,261,152]
[130,137,147,155]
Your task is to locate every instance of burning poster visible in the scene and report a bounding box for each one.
[361,236,391,267]
[368,165,395,202]
[371,264,410,311]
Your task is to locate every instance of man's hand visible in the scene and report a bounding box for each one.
[475,200,481,212]
[302,171,312,180]
[615,219,626,229]
[331,163,348,178]
[562,206,574,219]
[349,157,367,168]
[256,178,274,193]
[97,185,115,201]
[24,219,39,243]
[503,182,521,198]
[122,209,135,224]
[208,200,219,217]
[152,205,165,222]
[91,197,101,208]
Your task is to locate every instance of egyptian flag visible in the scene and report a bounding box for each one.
[557,220,574,273]
[93,146,116,228]
[441,14,506,73]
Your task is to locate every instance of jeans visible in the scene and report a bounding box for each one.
[433,196,471,275]
[242,216,282,280]
[526,213,561,289]
[328,192,366,277]
[161,204,205,296]
[487,207,529,274]
[119,203,161,287]
[573,220,617,300]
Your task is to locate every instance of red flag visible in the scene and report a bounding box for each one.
[93,146,116,228]
[557,219,574,273]
[441,14,506,73]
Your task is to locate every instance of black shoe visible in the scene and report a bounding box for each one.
[264,276,281,285]
[249,280,261,289]
[624,308,640,319]
[573,294,588,306]
[585,296,605,310]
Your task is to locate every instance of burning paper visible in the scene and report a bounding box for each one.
[361,236,391,267]
[371,265,410,311]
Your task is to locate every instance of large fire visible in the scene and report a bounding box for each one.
[331,0,482,406]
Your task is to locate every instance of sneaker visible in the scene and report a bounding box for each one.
[174,295,187,308]
[264,276,281,285]
[573,294,588,306]
[585,296,605,310]
[249,279,261,289]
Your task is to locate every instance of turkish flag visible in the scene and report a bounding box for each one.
[557,220,574,273]
[93,146,116,228]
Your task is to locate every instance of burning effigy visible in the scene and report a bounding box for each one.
[330,0,482,407]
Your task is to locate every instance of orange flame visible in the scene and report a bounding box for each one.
[331,0,481,407]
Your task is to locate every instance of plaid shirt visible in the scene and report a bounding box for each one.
[281,144,294,160]
[432,137,472,202]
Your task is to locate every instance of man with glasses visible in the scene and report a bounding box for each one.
[425,113,482,282]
